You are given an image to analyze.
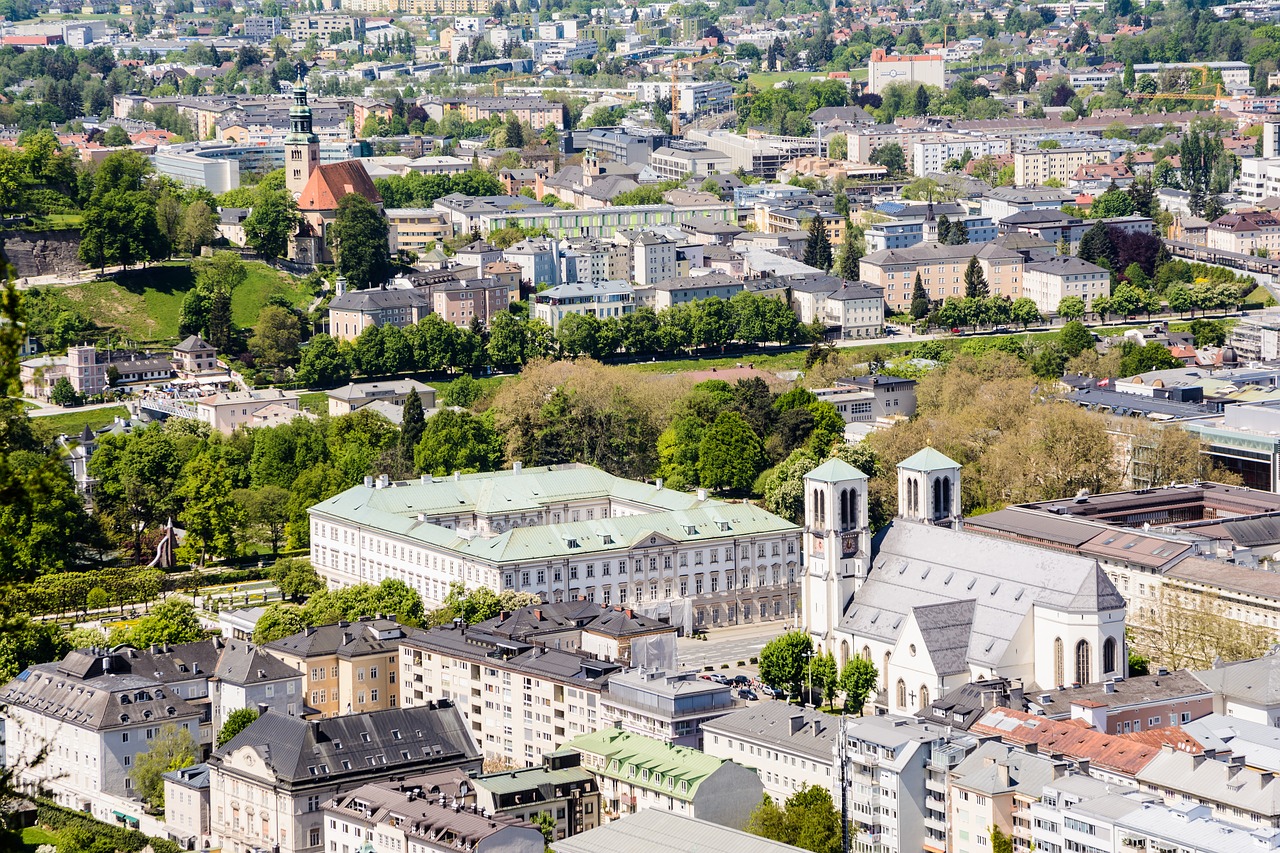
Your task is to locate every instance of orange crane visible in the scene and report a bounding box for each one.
[493,73,537,96]
[669,53,716,135]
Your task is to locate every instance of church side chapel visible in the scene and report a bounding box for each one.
[802,449,1127,715]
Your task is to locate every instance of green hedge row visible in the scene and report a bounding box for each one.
[36,801,183,853]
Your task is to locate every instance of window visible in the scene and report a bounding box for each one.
[1102,637,1116,675]
[896,679,907,708]
[307,795,321,812]
[1075,639,1091,685]
[1054,637,1064,688]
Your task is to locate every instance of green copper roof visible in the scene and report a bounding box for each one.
[897,447,961,473]
[566,729,733,801]
[805,458,868,483]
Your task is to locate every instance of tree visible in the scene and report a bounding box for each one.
[328,193,391,289]
[238,485,291,554]
[177,453,242,564]
[415,409,502,476]
[250,305,302,368]
[991,826,1014,853]
[827,133,847,160]
[1058,321,1094,358]
[747,785,842,853]
[109,598,206,648]
[698,411,765,492]
[79,188,163,270]
[910,272,930,319]
[532,812,557,846]
[50,375,80,406]
[963,256,988,299]
[217,708,259,747]
[763,448,820,523]
[759,630,813,693]
[244,188,300,259]
[1011,297,1041,329]
[840,656,878,714]
[206,287,233,351]
[1078,222,1116,267]
[297,334,350,387]
[803,214,833,272]
[837,239,860,282]
[252,604,309,644]
[869,142,905,175]
[131,723,198,810]
[1189,319,1227,347]
[808,651,839,707]
[270,557,324,602]
[1091,186,1135,219]
[1139,586,1274,670]
[401,388,425,462]
[1057,295,1086,321]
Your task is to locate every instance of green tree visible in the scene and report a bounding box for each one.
[103,124,132,147]
[1090,186,1135,218]
[1057,295,1086,321]
[827,133,847,160]
[177,453,242,565]
[869,142,905,174]
[179,199,218,255]
[109,599,205,648]
[328,193,391,289]
[808,651,839,707]
[217,708,259,746]
[237,485,291,554]
[79,188,164,270]
[414,409,502,475]
[759,630,813,693]
[249,305,303,368]
[252,603,308,644]
[532,812,557,846]
[269,556,324,602]
[401,388,426,462]
[131,723,198,809]
[1078,222,1116,267]
[698,411,765,492]
[50,375,80,406]
[244,188,300,259]
[837,239,860,281]
[1011,297,1041,329]
[1059,320,1095,358]
[747,785,843,853]
[296,333,351,387]
[442,374,482,408]
[763,448,821,523]
[840,656,878,714]
[910,272,930,319]
[963,256,988,299]
[991,826,1014,853]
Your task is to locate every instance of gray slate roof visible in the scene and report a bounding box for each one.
[700,701,838,762]
[1195,656,1280,705]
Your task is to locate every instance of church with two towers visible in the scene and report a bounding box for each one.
[801,449,1127,715]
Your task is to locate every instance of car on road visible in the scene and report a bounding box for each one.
[761,684,785,698]
[737,688,758,701]
[708,673,729,684]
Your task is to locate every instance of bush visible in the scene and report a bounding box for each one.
[36,801,183,853]
[721,663,729,669]
[737,660,746,667]
[749,656,758,664]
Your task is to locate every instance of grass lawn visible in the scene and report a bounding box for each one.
[747,69,865,89]
[22,825,61,849]
[627,348,810,374]
[58,260,312,344]
[31,405,131,440]
[298,390,329,414]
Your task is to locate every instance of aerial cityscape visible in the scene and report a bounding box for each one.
[9,0,1280,851]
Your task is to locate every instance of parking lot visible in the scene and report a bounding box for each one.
[676,619,796,691]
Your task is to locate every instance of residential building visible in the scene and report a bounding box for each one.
[867,49,945,94]
[1,648,204,824]
[650,147,732,181]
[1021,255,1110,314]
[823,281,887,340]
[841,715,975,853]
[308,464,802,632]
[505,237,562,288]
[1027,669,1213,734]
[428,275,519,329]
[385,208,452,258]
[600,669,737,749]
[1136,742,1280,829]
[567,728,763,828]
[192,388,303,434]
[327,284,432,343]
[455,97,566,130]
[324,780,545,853]
[242,14,281,39]
[979,187,1074,223]
[865,205,996,253]
[912,136,1010,177]
[1206,209,1280,255]
[860,241,1026,312]
[685,129,820,180]
[533,281,636,331]
[947,741,1067,853]
[615,231,677,286]
[701,702,838,803]
[326,379,436,417]
[171,335,220,379]
[636,273,744,311]
[562,239,631,284]
[471,750,602,840]
[551,809,815,853]
[1014,148,1108,188]
[397,620,621,768]
[264,617,418,719]
[209,703,481,853]
[471,600,678,667]
[1195,656,1280,726]
[1132,60,1252,89]
[1230,311,1280,361]
[162,764,212,851]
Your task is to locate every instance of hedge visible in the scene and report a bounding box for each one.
[36,801,183,853]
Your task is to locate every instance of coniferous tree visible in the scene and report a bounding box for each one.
[947,220,970,245]
[837,239,860,281]
[804,215,833,271]
[401,389,425,466]
[935,214,952,244]
[910,272,930,319]
[963,256,988,299]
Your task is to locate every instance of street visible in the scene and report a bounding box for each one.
[676,619,795,677]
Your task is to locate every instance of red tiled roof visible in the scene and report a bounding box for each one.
[297,161,382,212]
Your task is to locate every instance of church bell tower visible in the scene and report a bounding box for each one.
[285,72,320,198]
[802,458,870,656]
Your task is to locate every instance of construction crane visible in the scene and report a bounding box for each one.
[493,73,537,96]
[669,53,716,135]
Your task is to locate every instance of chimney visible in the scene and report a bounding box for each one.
[454,470,461,481]
[656,478,663,489]
[377,473,389,489]
[996,763,1010,788]
[790,713,805,735]
[513,461,523,473]
[1076,758,1089,775]
[533,609,543,621]
[697,488,707,501]
[364,475,374,488]
[1104,681,1115,694]
[257,703,269,716]
[625,608,633,619]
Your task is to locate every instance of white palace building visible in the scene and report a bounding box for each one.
[801,448,1129,716]
[308,464,802,633]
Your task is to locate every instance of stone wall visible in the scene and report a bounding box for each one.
[2,229,84,279]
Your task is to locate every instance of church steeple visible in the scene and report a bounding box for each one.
[285,71,320,197]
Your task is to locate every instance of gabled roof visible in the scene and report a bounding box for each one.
[912,599,977,677]
[174,334,214,353]
[1195,656,1280,705]
[898,447,960,472]
[297,161,382,212]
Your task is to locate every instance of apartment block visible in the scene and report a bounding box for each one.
[860,240,1025,312]
[600,669,737,749]
[702,703,838,803]
[1013,148,1107,188]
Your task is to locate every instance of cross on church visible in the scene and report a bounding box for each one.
[908,690,917,706]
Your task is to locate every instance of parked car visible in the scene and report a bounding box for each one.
[709,674,729,684]
[737,688,758,701]
[698,674,714,681]
[761,684,785,698]
[730,675,752,687]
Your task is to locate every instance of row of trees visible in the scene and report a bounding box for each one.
[299,292,817,387]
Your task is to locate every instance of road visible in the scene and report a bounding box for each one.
[676,619,794,675]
